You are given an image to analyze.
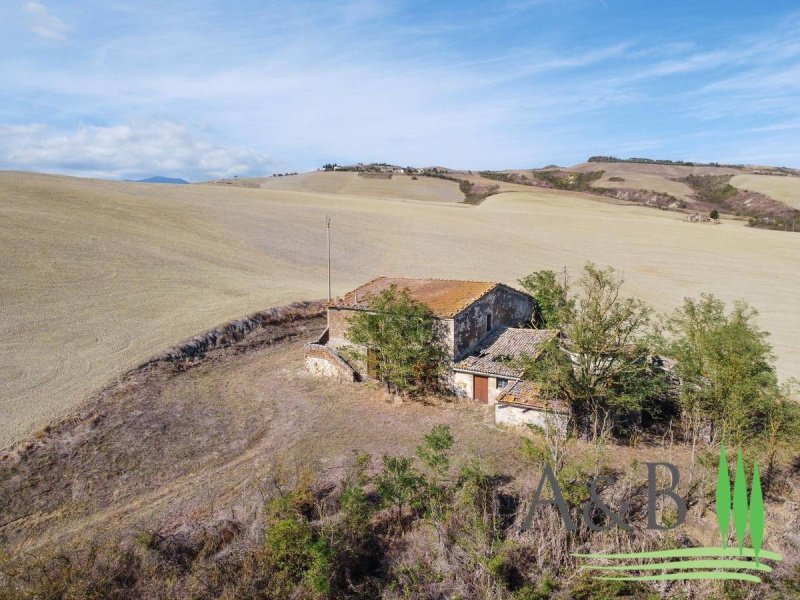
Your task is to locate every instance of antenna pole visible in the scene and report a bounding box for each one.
[326,215,332,301]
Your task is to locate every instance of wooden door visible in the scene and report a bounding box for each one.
[473,375,489,403]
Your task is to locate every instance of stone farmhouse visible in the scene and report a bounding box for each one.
[305,276,568,429]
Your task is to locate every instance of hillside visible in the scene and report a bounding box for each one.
[133,176,191,184]
[731,174,800,209]
[476,161,800,229]
[0,311,522,550]
[1,169,800,447]
[222,171,465,203]
[2,305,798,598]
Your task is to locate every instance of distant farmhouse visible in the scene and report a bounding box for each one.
[305,277,568,430]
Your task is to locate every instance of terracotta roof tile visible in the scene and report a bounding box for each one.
[331,277,500,318]
[454,327,558,377]
[495,380,569,412]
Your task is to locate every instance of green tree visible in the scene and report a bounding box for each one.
[376,456,425,528]
[522,264,666,440]
[346,285,449,395]
[264,515,315,593]
[518,269,573,329]
[710,209,720,220]
[415,424,454,479]
[415,424,454,518]
[664,294,784,447]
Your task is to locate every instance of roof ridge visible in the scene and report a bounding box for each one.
[381,275,500,285]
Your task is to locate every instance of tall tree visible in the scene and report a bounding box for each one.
[346,285,449,395]
[518,269,573,329]
[522,264,665,440]
[664,294,782,446]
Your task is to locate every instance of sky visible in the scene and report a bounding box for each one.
[1,1,799,181]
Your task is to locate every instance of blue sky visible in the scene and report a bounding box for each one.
[1,1,799,180]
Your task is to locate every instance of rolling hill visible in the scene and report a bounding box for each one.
[1,168,800,447]
[133,176,191,184]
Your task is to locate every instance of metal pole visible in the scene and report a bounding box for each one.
[326,215,331,301]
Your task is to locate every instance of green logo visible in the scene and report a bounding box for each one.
[572,445,783,583]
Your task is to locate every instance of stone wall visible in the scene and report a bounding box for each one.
[327,307,356,344]
[304,344,358,382]
[328,307,457,359]
[453,286,533,360]
[495,403,568,433]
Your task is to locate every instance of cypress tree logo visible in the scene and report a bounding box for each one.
[571,446,783,583]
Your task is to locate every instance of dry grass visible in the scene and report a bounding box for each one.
[0,318,521,551]
[2,169,800,447]
[731,174,800,209]
[2,317,797,598]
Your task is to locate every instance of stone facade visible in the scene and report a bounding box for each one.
[452,285,534,360]
[327,283,533,363]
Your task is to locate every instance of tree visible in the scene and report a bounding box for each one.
[415,424,454,518]
[415,424,454,479]
[710,209,720,220]
[521,264,666,440]
[346,285,449,395]
[376,456,425,528]
[518,269,574,329]
[663,294,783,447]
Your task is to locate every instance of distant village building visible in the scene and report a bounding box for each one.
[305,277,567,430]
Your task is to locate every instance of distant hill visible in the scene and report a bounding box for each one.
[132,176,190,184]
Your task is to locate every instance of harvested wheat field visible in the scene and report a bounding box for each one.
[255,171,463,203]
[2,169,800,447]
[731,174,800,209]
[571,161,743,201]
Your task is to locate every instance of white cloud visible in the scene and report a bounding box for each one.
[24,2,70,41]
[0,121,274,181]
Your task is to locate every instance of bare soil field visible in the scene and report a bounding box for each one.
[731,174,800,209]
[2,169,800,447]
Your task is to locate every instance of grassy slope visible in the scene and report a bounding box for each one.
[731,174,800,209]
[2,169,800,447]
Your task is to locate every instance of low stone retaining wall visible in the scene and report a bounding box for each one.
[305,342,359,382]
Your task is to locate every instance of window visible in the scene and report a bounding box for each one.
[496,378,508,389]
[486,313,492,332]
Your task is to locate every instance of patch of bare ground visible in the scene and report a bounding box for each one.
[0,308,522,552]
